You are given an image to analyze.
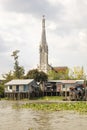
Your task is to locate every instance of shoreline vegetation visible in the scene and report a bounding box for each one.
[12,96,87,114]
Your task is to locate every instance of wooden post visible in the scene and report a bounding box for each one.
[65,86,67,100]
[85,87,87,100]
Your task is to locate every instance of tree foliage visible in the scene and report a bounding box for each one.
[0,84,4,98]
[48,66,86,80]
[3,50,25,83]
[1,71,14,97]
[69,66,86,80]
[0,79,5,98]
[25,69,48,82]
[11,50,25,79]
[48,68,69,80]
[2,71,14,83]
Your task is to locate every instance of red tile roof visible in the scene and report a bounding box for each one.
[53,66,68,73]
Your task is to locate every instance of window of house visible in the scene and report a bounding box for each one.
[9,85,12,89]
[63,84,65,88]
[16,85,19,91]
[24,85,28,91]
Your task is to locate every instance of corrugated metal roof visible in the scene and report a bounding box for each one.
[48,80,84,84]
[5,79,34,86]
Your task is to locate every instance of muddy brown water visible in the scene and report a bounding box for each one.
[0,100,87,130]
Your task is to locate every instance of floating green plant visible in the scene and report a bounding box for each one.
[13,102,87,114]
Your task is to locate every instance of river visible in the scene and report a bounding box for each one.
[0,100,87,130]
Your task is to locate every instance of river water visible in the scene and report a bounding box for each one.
[0,100,87,130]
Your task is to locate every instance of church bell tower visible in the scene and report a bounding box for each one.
[39,16,48,73]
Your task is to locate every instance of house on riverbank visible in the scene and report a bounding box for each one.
[5,79,39,99]
[4,79,85,99]
[44,80,85,96]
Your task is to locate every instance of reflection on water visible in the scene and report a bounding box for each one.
[0,100,87,130]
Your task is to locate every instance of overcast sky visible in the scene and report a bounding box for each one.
[0,0,87,78]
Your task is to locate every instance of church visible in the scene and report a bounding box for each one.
[38,16,68,73]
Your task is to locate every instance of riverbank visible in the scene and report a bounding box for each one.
[1,95,87,103]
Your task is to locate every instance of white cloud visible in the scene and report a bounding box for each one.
[0,9,41,76]
[0,0,87,77]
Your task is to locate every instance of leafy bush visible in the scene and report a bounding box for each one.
[0,85,4,98]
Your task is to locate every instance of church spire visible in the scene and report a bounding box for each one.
[41,15,47,45]
[39,16,48,73]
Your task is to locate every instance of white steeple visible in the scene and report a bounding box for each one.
[39,15,48,73]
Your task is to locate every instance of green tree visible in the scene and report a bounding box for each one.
[0,79,6,98]
[25,69,48,82]
[0,82,5,98]
[48,68,69,80]
[11,50,25,79]
[0,84,4,98]
[25,69,38,79]
[2,71,14,82]
[69,66,86,80]
[36,71,48,82]
[48,70,58,80]
[1,71,14,98]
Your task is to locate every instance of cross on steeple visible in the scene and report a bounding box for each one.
[42,15,45,18]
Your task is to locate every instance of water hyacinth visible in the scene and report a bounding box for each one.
[13,102,87,114]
